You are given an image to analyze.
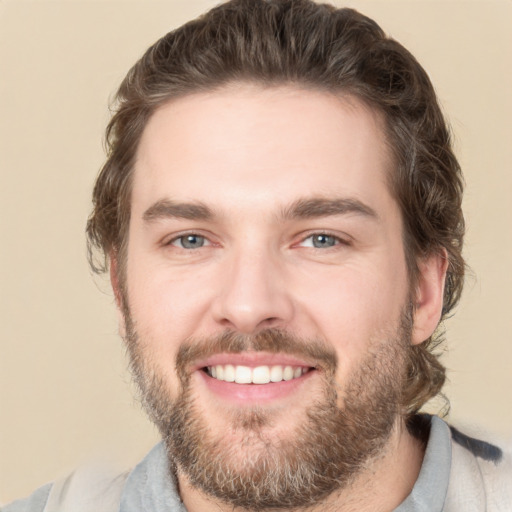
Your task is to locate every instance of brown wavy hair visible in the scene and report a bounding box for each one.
[86,0,465,415]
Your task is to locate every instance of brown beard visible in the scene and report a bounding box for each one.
[124,320,411,511]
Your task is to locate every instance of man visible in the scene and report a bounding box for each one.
[5,0,510,511]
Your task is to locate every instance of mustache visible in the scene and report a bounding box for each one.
[175,328,338,381]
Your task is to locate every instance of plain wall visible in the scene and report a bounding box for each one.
[1,0,511,503]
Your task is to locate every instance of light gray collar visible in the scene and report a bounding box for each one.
[394,416,452,512]
[120,443,186,512]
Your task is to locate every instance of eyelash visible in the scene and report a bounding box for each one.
[297,232,351,249]
[166,233,212,249]
[164,231,351,251]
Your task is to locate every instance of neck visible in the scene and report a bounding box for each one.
[178,418,425,512]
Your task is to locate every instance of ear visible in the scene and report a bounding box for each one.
[411,249,448,345]
[109,251,127,338]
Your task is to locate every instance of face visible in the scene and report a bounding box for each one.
[121,85,414,508]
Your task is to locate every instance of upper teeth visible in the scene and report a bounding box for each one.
[207,365,308,384]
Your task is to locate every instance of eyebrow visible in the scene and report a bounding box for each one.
[280,197,379,221]
[142,196,379,224]
[143,199,214,222]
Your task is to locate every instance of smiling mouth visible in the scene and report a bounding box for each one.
[204,364,313,384]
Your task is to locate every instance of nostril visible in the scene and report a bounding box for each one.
[261,317,279,327]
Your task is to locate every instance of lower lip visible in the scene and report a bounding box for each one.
[196,369,316,405]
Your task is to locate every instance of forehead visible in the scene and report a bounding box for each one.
[132,84,394,218]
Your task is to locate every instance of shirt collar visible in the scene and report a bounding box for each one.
[120,442,186,512]
[394,415,452,512]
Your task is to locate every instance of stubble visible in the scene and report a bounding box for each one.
[124,319,411,511]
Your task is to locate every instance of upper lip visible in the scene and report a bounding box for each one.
[192,352,317,372]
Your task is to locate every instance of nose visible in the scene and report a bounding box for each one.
[211,246,295,334]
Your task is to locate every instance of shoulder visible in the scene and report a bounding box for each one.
[446,423,512,511]
[2,484,53,512]
[2,465,129,512]
[1,443,175,512]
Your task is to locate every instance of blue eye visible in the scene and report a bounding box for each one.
[301,234,339,248]
[311,234,337,248]
[172,234,207,249]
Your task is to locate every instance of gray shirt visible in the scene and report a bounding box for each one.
[4,416,510,512]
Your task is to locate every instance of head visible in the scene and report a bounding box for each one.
[87,0,464,414]
[86,0,464,507]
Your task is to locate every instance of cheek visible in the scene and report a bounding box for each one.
[125,254,214,348]
[294,259,409,359]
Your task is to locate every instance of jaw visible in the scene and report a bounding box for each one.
[135,337,411,512]
[166,368,403,512]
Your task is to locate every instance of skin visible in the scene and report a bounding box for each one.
[112,84,447,511]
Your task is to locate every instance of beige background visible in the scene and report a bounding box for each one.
[1,0,511,504]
